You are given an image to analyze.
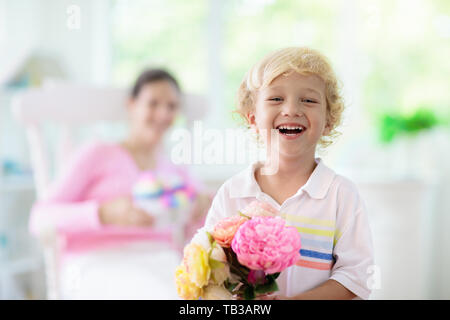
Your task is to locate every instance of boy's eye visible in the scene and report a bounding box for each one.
[302,98,317,103]
[268,97,283,102]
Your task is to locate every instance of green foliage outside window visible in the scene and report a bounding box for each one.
[111,0,450,132]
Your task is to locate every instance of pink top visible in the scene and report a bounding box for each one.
[29,141,203,254]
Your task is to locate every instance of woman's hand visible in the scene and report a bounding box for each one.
[98,196,155,227]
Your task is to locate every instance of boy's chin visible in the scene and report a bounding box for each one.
[277,141,317,158]
[277,147,308,159]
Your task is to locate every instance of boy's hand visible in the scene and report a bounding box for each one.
[272,294,290,300]
[254,292,280,300]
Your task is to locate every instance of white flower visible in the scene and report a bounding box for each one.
[210,242,226,262]
[191,228,230,285]
[210,262,230,285]
[191,228,212,251]
[191,228,228,262]
[202,285,233,300]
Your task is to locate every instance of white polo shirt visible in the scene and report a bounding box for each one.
[202,158,374,299]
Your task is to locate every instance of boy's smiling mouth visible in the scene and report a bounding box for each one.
[275,123,306,139]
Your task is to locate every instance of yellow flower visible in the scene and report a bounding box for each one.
[183,243,211,287]
[175,264,202,300]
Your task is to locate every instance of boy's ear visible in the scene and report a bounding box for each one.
[323,121,332,136]
[246,112,257,128]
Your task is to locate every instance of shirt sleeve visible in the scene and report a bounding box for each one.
[29,142,104,236]
[329,180,375,300]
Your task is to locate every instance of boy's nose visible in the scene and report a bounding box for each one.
[281,100,302,117]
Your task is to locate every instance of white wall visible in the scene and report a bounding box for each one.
[0,0,113,166]
[0,0,111,85]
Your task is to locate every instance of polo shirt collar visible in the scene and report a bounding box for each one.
[229,158,336,200]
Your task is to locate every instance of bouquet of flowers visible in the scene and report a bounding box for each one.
[175,201,301,300]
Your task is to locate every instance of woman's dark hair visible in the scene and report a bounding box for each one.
[130,68,180,98]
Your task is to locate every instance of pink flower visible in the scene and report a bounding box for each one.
[247,270,266,285]
[242,200,279,218]
[212,216,248,248]
[231,216,301,274]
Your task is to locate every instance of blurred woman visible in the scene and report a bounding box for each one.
[29,69,210,299]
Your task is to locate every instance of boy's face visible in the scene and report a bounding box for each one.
[248,71,330,159]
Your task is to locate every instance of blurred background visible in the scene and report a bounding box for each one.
[0,0,449,299]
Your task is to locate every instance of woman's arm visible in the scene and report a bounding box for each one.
[29,143,105,236]
[30,143,156,236]
[30,201,102,236]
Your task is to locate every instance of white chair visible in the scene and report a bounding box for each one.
[11,82,208,299]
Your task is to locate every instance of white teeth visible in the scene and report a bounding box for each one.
[276,125,305,130]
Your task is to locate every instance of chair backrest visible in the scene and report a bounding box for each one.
[11,82,208,200]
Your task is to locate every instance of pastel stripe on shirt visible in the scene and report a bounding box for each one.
[281,213,337,271]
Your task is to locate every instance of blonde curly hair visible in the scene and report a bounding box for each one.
[234,47,345,148]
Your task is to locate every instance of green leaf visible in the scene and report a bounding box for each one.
[210,240,217,253]
[205,231,214,245]
[209,258,224,269]
[238,211,251,219]
[244,286,255,300]
[254,278,279,295]
[272,272,281,280]
[224,280,238,292]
